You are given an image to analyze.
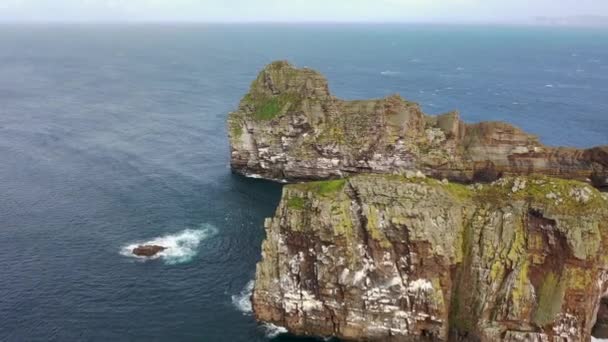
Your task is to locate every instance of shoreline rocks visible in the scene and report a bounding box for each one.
[228,61,607,189]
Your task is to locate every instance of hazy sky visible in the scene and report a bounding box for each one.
[1,0,607,23]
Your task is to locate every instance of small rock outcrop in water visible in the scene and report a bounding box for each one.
[132,245,166,257]
[252,175,608,341]
[228,61,607,188]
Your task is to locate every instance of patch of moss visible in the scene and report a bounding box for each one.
[511,260,530,307]
[365,206,392,248]
[521,178,603,214]
[565,267,592,290]
[431,278,445,308]
[454,212,475,266]
[246,92,302,121]
[287,196,307,210]
[379,173,438,186]
[489,261,504,282]
[294,179,347,196]
[449,218,477,333]
[507,218,526,264]
[443,182,472,202]
[318,179,347,194]
[229,120,243,137]
[475,176,605,215]
[317,125,346,144]
[332,200,355,237]
[255,96,282,120]
[533,271,566,326]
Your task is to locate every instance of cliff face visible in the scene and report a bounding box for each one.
[228,61,608,188]
[253,174,608,341]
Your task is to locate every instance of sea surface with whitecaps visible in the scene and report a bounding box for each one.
[0,23,607,341]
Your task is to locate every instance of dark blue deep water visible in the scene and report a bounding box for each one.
[0,24,607,341]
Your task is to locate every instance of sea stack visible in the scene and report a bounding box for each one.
[228,61,607,188]
[229,62,608,341]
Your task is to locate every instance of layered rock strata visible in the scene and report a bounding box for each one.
[252,174,608,341]
[228,61,607,188]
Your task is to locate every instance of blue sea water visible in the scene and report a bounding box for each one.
[0,23,607,342]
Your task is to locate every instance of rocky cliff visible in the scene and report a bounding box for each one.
[253,174,608,341]
[228,61,607,188]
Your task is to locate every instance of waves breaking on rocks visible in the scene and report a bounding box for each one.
[232,280,289,338]
[120,224,218,264]
[231,280,254,314]
[261,323,288,338]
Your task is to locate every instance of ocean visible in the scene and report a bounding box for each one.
[0,23,607,341]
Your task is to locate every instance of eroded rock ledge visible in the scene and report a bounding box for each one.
[253,174,608,341]
[228,61,607,188]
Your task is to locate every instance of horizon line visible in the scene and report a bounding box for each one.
[1,19,607,28]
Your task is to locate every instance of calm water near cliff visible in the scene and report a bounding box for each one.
[1,24,607,341]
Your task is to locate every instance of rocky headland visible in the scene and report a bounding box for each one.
[228,61,608,341]
[228,61,607,188]
[253,175,608,341]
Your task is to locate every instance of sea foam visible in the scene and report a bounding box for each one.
[232,280,255,314]
[232,280,288,338]
[262,323,288,338]
[120,224,217,264]
[380,70,400,76]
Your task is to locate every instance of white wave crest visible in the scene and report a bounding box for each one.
[262,323,288,338]
[380,70,400,76]
[232,280,254,314]
[120,224,217,265]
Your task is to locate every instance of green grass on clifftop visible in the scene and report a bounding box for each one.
[292,179,347,196]
[247,92,302,121]
[255,97,282,120]
[286,196,307,210]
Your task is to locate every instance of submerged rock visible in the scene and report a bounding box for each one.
[132,245,166,257]
[228,61,608,188]
[252,174,608,341]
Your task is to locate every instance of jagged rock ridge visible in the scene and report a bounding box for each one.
[253,174,608,341]
[228,61,607,188]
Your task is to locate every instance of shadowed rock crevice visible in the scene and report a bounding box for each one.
[593,297,608,339]
[228,61,608,188]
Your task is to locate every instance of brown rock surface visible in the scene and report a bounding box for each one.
[132,245,166,257]
[228,61,607,188]
[253,174,608,341]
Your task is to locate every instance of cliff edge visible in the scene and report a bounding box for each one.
[228,61,607,188]
[253,174,608,341]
